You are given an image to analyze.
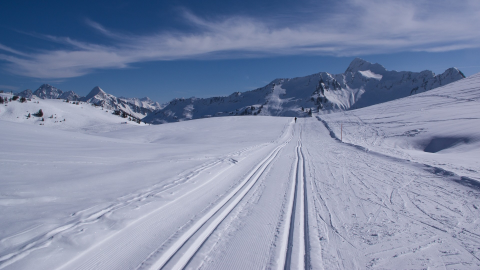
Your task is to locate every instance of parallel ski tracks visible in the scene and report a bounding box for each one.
[280,127,310,270]
[1,121,298,270]
[145,138,292,270]
[0,139,279,270]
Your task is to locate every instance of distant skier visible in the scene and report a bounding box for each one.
[294,117,297,123]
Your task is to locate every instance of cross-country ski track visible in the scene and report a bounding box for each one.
[2,114,480,269]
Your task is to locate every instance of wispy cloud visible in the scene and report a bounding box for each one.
[0,44,29,57]
[0,84,20,91]
[0,0,479,78]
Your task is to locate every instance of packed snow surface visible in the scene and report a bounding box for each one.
[1,73,480,269]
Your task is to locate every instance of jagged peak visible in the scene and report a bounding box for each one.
[444,67,466,78]
[85,86,106,100]
[15,89,33,98]
[38,83,54,88]
[35,84,60,92]
[345,58,386,74]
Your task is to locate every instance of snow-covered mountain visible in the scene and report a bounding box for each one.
[0,92,147,133]
[19,84,83,101]
[144,58,465,124]
[82,86,164,119]
[16,84,164,119]
[120,96,164,112]
[15,89,33,99]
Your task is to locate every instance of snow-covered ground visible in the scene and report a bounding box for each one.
[1,73,480,269]
[0,95,148,134]
[319,72,480,181]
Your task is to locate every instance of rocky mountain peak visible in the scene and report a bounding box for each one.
[345,58,387,75]
[85,86,107,100]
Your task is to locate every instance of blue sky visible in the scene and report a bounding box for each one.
[1,0,480,103]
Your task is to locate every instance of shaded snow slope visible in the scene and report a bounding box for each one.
[144,58,464,124]
[319,72,480,180]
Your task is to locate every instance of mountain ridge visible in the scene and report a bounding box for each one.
[16,84,165,119]
[143,58,465,124]
[15,58,466,124]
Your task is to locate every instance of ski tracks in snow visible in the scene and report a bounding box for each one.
[0,152,238,270]
[55,121,295,270]
[279,132,310,270]
[143,139,291,270]
[5,116,480,269]
[304,118,480,269]
[0,122,294,270]
[152,120,313,270]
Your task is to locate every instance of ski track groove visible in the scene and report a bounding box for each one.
[283,123,309,270]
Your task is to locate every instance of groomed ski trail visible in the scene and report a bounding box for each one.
[146,140,291,270]
[52,121,294,270]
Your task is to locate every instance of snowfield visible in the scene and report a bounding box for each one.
[319,72,480,182]
[1,73,480,269]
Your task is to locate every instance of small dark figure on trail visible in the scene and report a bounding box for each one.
[294,117,297,123]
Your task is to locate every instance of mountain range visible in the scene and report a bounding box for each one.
[15,58,465,124]
[16,84,164,119]
[143,58,465,124]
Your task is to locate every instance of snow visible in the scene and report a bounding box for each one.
[319,72,480,180]
[358,70,383,80]
[0,94,147,134]
[264,83,288,114]
[1,72,480,269]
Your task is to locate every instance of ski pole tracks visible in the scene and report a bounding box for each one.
[148,140,290,270]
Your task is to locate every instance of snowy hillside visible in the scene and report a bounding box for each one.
[82,86,148,119]
[144,58,464,124]
[0,93,147,134]
[15,84,164,119]
[319,71,480,181]
[1,72,480,269]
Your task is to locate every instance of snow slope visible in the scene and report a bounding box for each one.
[144,58,464,123]
[319,72,480,181]
[0,93,147,134]
[1,72,480,270]
[0,115,291,270]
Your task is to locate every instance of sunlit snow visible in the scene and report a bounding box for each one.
[1,73,480,269]
[358,69,383,80]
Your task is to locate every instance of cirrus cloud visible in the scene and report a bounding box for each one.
[0,0,479,79]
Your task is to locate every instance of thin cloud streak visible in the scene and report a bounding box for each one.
[0,84,19,91]
[0,0,479,78]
